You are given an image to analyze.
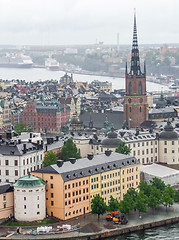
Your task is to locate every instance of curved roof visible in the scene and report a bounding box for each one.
[14,174,46,188]
[101,128,121,147]
[159,121,179,140]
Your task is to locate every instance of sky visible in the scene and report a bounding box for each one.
[0,0,178,46]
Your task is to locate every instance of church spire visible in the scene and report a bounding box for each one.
[130,9,141,76]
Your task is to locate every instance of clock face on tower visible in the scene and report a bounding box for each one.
[128,98,132,103]
[139,98,143,103]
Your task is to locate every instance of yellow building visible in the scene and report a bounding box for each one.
[0,183,14,220]
[33,151,140,220]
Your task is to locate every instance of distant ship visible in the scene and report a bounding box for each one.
[45,57,60,71]
[0,53,33,68]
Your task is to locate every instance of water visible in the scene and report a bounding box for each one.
[111,223,179,240]
[0,67,169,92]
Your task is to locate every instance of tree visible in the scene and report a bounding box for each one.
[150,177,166,192]
[126,187,138,202]
[135,191,148,215]
[60,138,81,161]
[138,180,151,197]
[119,193,135,214]
[161,185,175,209]
[174,190,179,202]
[14,123,31,135]
[115,141,131,155]
[147,186,161,209]
[107,196,120,212]
[43,151,57,167]
[91,195,107,220]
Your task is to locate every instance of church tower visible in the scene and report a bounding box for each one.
[124,10,148,128]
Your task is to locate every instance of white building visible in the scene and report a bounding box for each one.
[140,163,179,186]
[14,174,46,222]
[0,139,44,183]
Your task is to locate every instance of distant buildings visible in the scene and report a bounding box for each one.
[22,101,70,134]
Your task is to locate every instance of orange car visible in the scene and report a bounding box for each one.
[106,211,121,221]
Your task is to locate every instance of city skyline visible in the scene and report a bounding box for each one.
[0,0,178,46]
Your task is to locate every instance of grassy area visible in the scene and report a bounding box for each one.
[2,219,57,226]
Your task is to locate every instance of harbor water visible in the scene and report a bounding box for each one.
[112,223,179,240]
[0,67,169,92]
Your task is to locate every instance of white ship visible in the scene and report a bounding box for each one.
[45,57,60,71]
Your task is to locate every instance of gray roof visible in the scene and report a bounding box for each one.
[140,163,179,178]
[80,112,124,129]
[149,107,176,114]
[34,152,139,182]
[0,183,13,194]
[0,141,42,156]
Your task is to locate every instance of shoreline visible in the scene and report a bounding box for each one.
[0,204,179,239]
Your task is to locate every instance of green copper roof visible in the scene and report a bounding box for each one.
[14,174,46,188]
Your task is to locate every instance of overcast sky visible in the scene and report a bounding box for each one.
[0,0,178,46]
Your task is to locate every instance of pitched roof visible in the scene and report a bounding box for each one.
[34,152,139,182]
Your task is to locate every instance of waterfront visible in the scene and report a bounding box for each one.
[0,67,169,92]
[114,223,179,240]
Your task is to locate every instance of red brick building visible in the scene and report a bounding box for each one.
[124,11,148,128]
[22,101,70,134]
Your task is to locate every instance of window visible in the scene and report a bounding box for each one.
[4,203,6,208]
[37,204,39,208]
[15,170,18,176]
[164,141,167,145]
[24,197,26,201]
[50,184,53,189]
[24,205,26,209]
[65,185,67,190]
[51,193,54,198]
[76,182,78,187]
[14,160,18,166]
[50,176,53,179]
[5,160,9,166]
[164,148,167,154]
[6,170,9,176]
[3,195,6,201]
[51,201,54,206]
[68,184,70,189]
[172,141,175,145]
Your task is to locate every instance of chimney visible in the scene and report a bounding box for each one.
[105,150,111,156]
[47,138,51,145]
[18,139,21,144]
[57,160,64,167]
[30,132,32,138]
[69,158,76,164]
[87,153,94,160]
[56,136,59,141]
[51,138,54,143]
[23,144,27,154]
[6,132,12,140]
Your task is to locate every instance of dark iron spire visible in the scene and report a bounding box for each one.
[130,9,141,76]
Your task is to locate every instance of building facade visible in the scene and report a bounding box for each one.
[0,183,14,220]
[124,12,148,128]
[14,174,46,222]
[33,152,140,220]
[22,101,70,134]
[0,139,44,183]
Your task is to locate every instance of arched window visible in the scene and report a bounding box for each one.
[138,82,142,95]
[140,107,142,112]
[129,82,132,95]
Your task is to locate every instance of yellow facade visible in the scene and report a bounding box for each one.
[90,173,101,201]
[0,192,14,220]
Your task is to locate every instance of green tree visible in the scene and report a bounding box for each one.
[135,191,148,215]
[107,196,120,211]
[161,185,175,209]
[14,123,31,135]
[91,195,107,220]
[150,177,166,192]
[126,187,138,202]
[138,180,151,197]
[115,141,131,155]
[119,192,135,214]
[43,151,57,167]
[147,186,161,209]
[60,139,81,161]
[174,190,179,202]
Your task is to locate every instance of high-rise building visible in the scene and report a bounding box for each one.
[124,10,148,128]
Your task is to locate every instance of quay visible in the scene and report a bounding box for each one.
[0,203,179,239]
